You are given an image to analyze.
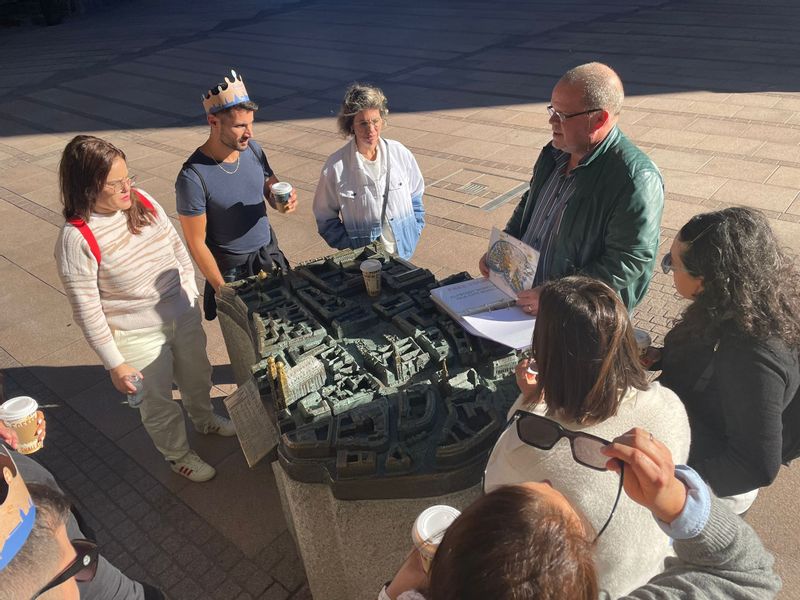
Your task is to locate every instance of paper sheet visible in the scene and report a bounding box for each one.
[224,378,277,467]
[462,306,535,350]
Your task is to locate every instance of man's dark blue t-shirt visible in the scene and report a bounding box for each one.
[175,141,274,256]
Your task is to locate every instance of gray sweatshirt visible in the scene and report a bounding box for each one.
[610,498,781,599]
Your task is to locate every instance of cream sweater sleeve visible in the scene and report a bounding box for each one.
[139,190,198,299]
[54,225,126,370]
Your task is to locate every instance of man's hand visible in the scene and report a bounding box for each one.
[0,410,44,450]
[478,253,490,277]
[109,364,143,395]
[602,428,688,523]
[516,287,542,316]
[273,187,298,214]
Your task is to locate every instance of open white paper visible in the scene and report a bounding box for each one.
[462,306,535,350]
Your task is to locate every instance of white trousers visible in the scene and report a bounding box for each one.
[112,304,213,461]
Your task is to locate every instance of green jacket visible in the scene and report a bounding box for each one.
[504,127,664,310]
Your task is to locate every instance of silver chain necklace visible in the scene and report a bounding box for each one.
[215,153,240,175]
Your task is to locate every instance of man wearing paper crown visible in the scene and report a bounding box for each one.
[0,445,90,599]
[176,70,298,320]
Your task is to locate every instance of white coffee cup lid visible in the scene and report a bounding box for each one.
[271,181,292,193]
[633,328,651,347]
[0,396,39,421]
[414,505,461,543]
[360,259,382,273]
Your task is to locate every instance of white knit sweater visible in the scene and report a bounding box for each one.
[484,383,691,598]
[54,191,198,370]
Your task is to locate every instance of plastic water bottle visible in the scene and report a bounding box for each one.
[125,375,144,408]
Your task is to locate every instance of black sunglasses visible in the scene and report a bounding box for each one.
[33,539,99,597]
[507,411,624,539]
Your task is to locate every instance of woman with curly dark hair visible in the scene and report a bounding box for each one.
[650,206,800,513]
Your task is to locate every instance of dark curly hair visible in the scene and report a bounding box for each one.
[671,207,800,347]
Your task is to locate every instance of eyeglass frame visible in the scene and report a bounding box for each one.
[33,538,99,598]
[498,411,624,540]
[547,105,602,123]
[661,222,717,275]
[103,175,136,194]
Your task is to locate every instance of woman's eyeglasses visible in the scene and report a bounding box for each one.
[33,538,99,597]
[104,175,136,193]
[505,411,624,540]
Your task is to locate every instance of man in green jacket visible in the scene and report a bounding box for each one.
[479,62,663,314]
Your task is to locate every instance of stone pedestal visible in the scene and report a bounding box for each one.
[273,462,481,600]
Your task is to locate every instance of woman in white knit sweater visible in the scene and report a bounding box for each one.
[54,135,235,483]
[483,276,690,597]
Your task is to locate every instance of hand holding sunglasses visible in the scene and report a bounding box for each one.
[602,428,688,524]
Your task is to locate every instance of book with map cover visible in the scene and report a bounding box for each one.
[430,228,538,348]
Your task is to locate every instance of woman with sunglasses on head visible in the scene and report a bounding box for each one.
[380,429,780,600]
[483,276,690,597]
[54,135,236,484]
[650,207,800,514]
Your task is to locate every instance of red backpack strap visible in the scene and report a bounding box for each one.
[132,188,157,216]
[67,217,101,264]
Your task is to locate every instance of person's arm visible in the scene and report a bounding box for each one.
[691,342,787,496]
[55,231,141,393]
[175,169,226,292]
[313,162,353,250]
[603,429,780,600]
[380,549,429,600]
[578,169,663,295]
[407,151,425,235]
[178,212,225,293]
[141,191,199,298]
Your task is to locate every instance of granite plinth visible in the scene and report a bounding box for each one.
[273,460,481,600]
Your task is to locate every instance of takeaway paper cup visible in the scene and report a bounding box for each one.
[633,328,652,358]
[0,396,42,454]
[411,505,461,572]
[360,259,382,297]
[270,181,293,204]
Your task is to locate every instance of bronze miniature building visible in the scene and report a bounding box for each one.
[227,244,521,499]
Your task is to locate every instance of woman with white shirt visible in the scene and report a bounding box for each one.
[54,135,235,483]
[483,276,691,597]
[313,83,425,260]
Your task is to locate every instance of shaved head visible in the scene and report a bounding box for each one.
[559,63,624,116]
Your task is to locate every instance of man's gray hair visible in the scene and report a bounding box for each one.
[337,83,389,137]
[560,63,624,116]
[0,484,72,600]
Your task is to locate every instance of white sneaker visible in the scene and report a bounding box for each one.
[169,450,216,482]
[196,413,236,437]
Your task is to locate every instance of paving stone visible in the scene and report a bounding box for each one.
[259,583,290,600]
[169,576,208,600]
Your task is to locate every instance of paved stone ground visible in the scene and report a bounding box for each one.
[2,0,800,597]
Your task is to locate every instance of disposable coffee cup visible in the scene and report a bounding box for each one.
[360,259,382,297]
[633,328,652,358]
[0,396,42,455]
[270,181,293,204]
[411,505,461,573]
